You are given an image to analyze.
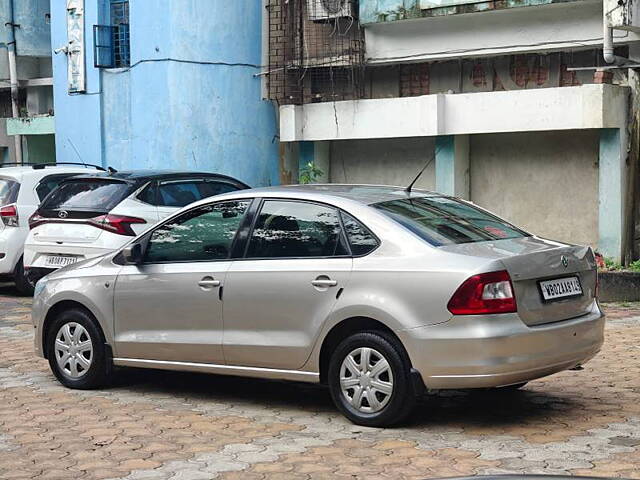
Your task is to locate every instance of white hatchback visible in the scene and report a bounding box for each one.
[24,170,248,285]
[0,163,104,294]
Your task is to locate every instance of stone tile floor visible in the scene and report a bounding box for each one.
[1,282,639,479]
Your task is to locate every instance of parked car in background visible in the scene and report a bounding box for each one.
[31,185,604,427]
[0,163,105,294]
[24,170,248,284]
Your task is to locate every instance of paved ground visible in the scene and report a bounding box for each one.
[1,283,639,480]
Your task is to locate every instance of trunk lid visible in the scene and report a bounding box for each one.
[31,220,105,244]
[440,236,597,326]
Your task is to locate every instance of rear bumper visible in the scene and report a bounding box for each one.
[400,301,605,389]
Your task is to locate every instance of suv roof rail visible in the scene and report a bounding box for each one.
[0,162,107,171]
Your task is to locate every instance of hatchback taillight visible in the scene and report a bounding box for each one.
[0,204,18,227]
[447,270,517,315]
[88,214,146,236]
[28,212,45,229]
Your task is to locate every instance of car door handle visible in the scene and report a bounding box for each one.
[198,278,221,288]
[311,279,338,288]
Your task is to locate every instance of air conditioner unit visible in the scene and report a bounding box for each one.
[307,0,353,21]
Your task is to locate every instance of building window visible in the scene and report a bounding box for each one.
[110,0,130,67]
[93,0,130,68]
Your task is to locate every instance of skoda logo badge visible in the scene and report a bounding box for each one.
[561,255,569,268]
[58,210,68,219]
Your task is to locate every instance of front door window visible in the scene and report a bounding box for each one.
[145,200,251,263]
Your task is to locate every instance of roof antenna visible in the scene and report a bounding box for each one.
[67,138,87,167]
[405,147,440,194]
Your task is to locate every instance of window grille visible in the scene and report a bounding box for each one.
[93,0,130,68]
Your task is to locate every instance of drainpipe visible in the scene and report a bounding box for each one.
[5,0,23,164]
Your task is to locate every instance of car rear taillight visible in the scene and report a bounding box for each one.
[0,204,18,227]
[88,214,146,236]
[28,212,46,229]
[447,270,517,315]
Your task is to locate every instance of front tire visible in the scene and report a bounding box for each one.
[13,257,34,296]
[328,331,416,427]
[46,308,109,389]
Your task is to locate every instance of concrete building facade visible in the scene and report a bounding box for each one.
[51,0,279,187]
[0,0,55,165]
[269,0,640,262]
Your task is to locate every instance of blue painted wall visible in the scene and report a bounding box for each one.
[51,0,103,167]
[0,0,51,56]
[53,0,279,187]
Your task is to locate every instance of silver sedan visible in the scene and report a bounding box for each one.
[32,185,604,426]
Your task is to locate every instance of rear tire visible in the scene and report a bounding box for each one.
[46,308,110,389]
[13,257,34,296]
[328,331,416,427]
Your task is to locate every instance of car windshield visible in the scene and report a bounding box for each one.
[374,196,529,246]
[0,178,19,206]
[40,179,134,212]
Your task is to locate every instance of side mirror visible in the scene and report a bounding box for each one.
[122,243,143,265]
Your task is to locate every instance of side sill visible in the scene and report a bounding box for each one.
[112,357,321,383]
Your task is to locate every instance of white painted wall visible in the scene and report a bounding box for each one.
[280,84,628,142]
[364,0,640,63]
[326,131,599,248]
[329,137,436,190]
[470,130,600,248]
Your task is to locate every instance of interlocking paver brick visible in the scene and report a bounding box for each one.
[1,289,640,479]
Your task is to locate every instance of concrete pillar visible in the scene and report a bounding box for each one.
[598,128,627,261]
[279,142,299,185]
[299,141,330,183]
[435,135,470,199]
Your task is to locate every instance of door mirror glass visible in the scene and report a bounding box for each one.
[122,243,143,265]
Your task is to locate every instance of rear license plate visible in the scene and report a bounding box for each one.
[44,255,79,268]
[539,276,583,302]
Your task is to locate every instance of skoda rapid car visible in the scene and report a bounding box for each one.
[32,185,604,427]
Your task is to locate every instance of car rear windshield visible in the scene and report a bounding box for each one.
[39,179,134,213]
[0,178,20,206]
[373,196,529,246]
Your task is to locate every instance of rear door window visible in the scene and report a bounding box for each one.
[340,212,379,256]
[0,178,19,206]
[39,179,134,217]
[157,180,242,208]
[246,200,349,258]
[374,197,529,246]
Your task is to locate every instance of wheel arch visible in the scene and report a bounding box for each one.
[42,300,106,359]
[318,316,412,385]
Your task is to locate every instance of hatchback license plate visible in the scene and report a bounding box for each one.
[539,276,583,302]
[44,255,79,268]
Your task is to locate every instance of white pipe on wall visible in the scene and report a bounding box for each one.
[6,0,23,164]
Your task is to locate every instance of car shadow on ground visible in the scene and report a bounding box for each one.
[0,282,21,297]
[109,367,578,428]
